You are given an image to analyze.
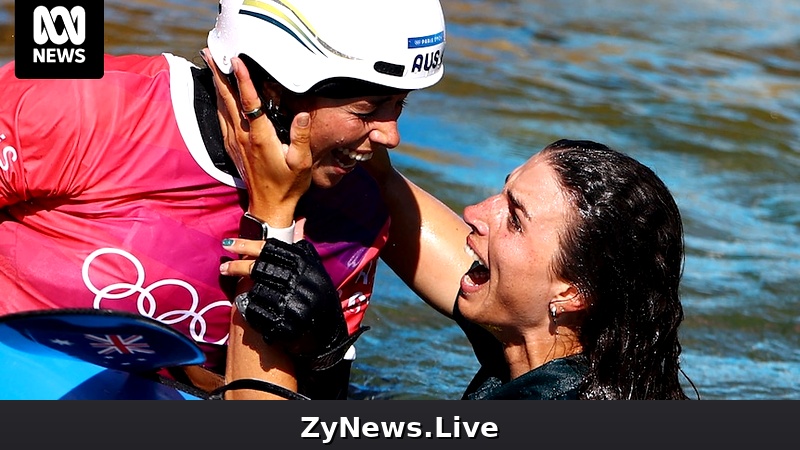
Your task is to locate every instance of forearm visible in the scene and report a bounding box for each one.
[225,306,298,400]
[378,168,473,317]
[223,273,298,399]
[221,238,364,399]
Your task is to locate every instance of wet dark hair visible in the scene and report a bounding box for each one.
[543,139,693,400]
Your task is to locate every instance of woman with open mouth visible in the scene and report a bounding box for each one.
[366,138,694,400]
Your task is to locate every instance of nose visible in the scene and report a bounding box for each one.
[369,120,401,149]
[463,196,495,236]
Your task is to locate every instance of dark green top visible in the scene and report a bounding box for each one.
[453,300,589,400]
[463,354,588,400]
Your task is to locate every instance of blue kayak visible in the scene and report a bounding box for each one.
[0,309,206,400]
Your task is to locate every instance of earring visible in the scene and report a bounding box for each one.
[550,306,557,318]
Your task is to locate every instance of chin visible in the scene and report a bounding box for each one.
[455,293,477,319]
[311,171,345,189]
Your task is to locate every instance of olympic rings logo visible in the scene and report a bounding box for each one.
[81,248,230,345]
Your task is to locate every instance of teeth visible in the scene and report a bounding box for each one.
[340,148,373,162]
[336,157,357,169]
[464,245,486,266]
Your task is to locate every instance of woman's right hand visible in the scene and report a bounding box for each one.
[203,48,312,227]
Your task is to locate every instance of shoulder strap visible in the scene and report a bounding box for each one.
[208,378,311,401]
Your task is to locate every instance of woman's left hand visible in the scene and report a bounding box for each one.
[220,219,308,277]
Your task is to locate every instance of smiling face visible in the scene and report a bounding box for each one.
[458,154,576,340]
[286,93,409,188]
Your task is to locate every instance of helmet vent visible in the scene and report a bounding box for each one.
[373,61,404,78]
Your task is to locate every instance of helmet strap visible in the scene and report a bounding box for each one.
[264,97,291,145]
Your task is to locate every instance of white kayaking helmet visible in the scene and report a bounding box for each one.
[207,0,446,95]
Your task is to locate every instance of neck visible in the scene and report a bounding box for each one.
[502,330,583,379]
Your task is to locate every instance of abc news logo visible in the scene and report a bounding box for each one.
[15,1,103,79]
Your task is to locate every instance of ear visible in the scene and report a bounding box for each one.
[549,281,586,314]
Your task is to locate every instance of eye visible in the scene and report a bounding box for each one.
[354,108,378,120]
[504,190,527,233]
[354,98,407,120]
[507,208,522,232]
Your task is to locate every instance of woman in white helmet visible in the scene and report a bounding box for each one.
[206,0,444,188]
[0,0,446,400]
[204,0,447,399]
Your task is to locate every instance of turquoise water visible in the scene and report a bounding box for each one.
[1,0,797,399]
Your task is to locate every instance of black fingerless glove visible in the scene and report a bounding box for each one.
[234,238,369,372]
